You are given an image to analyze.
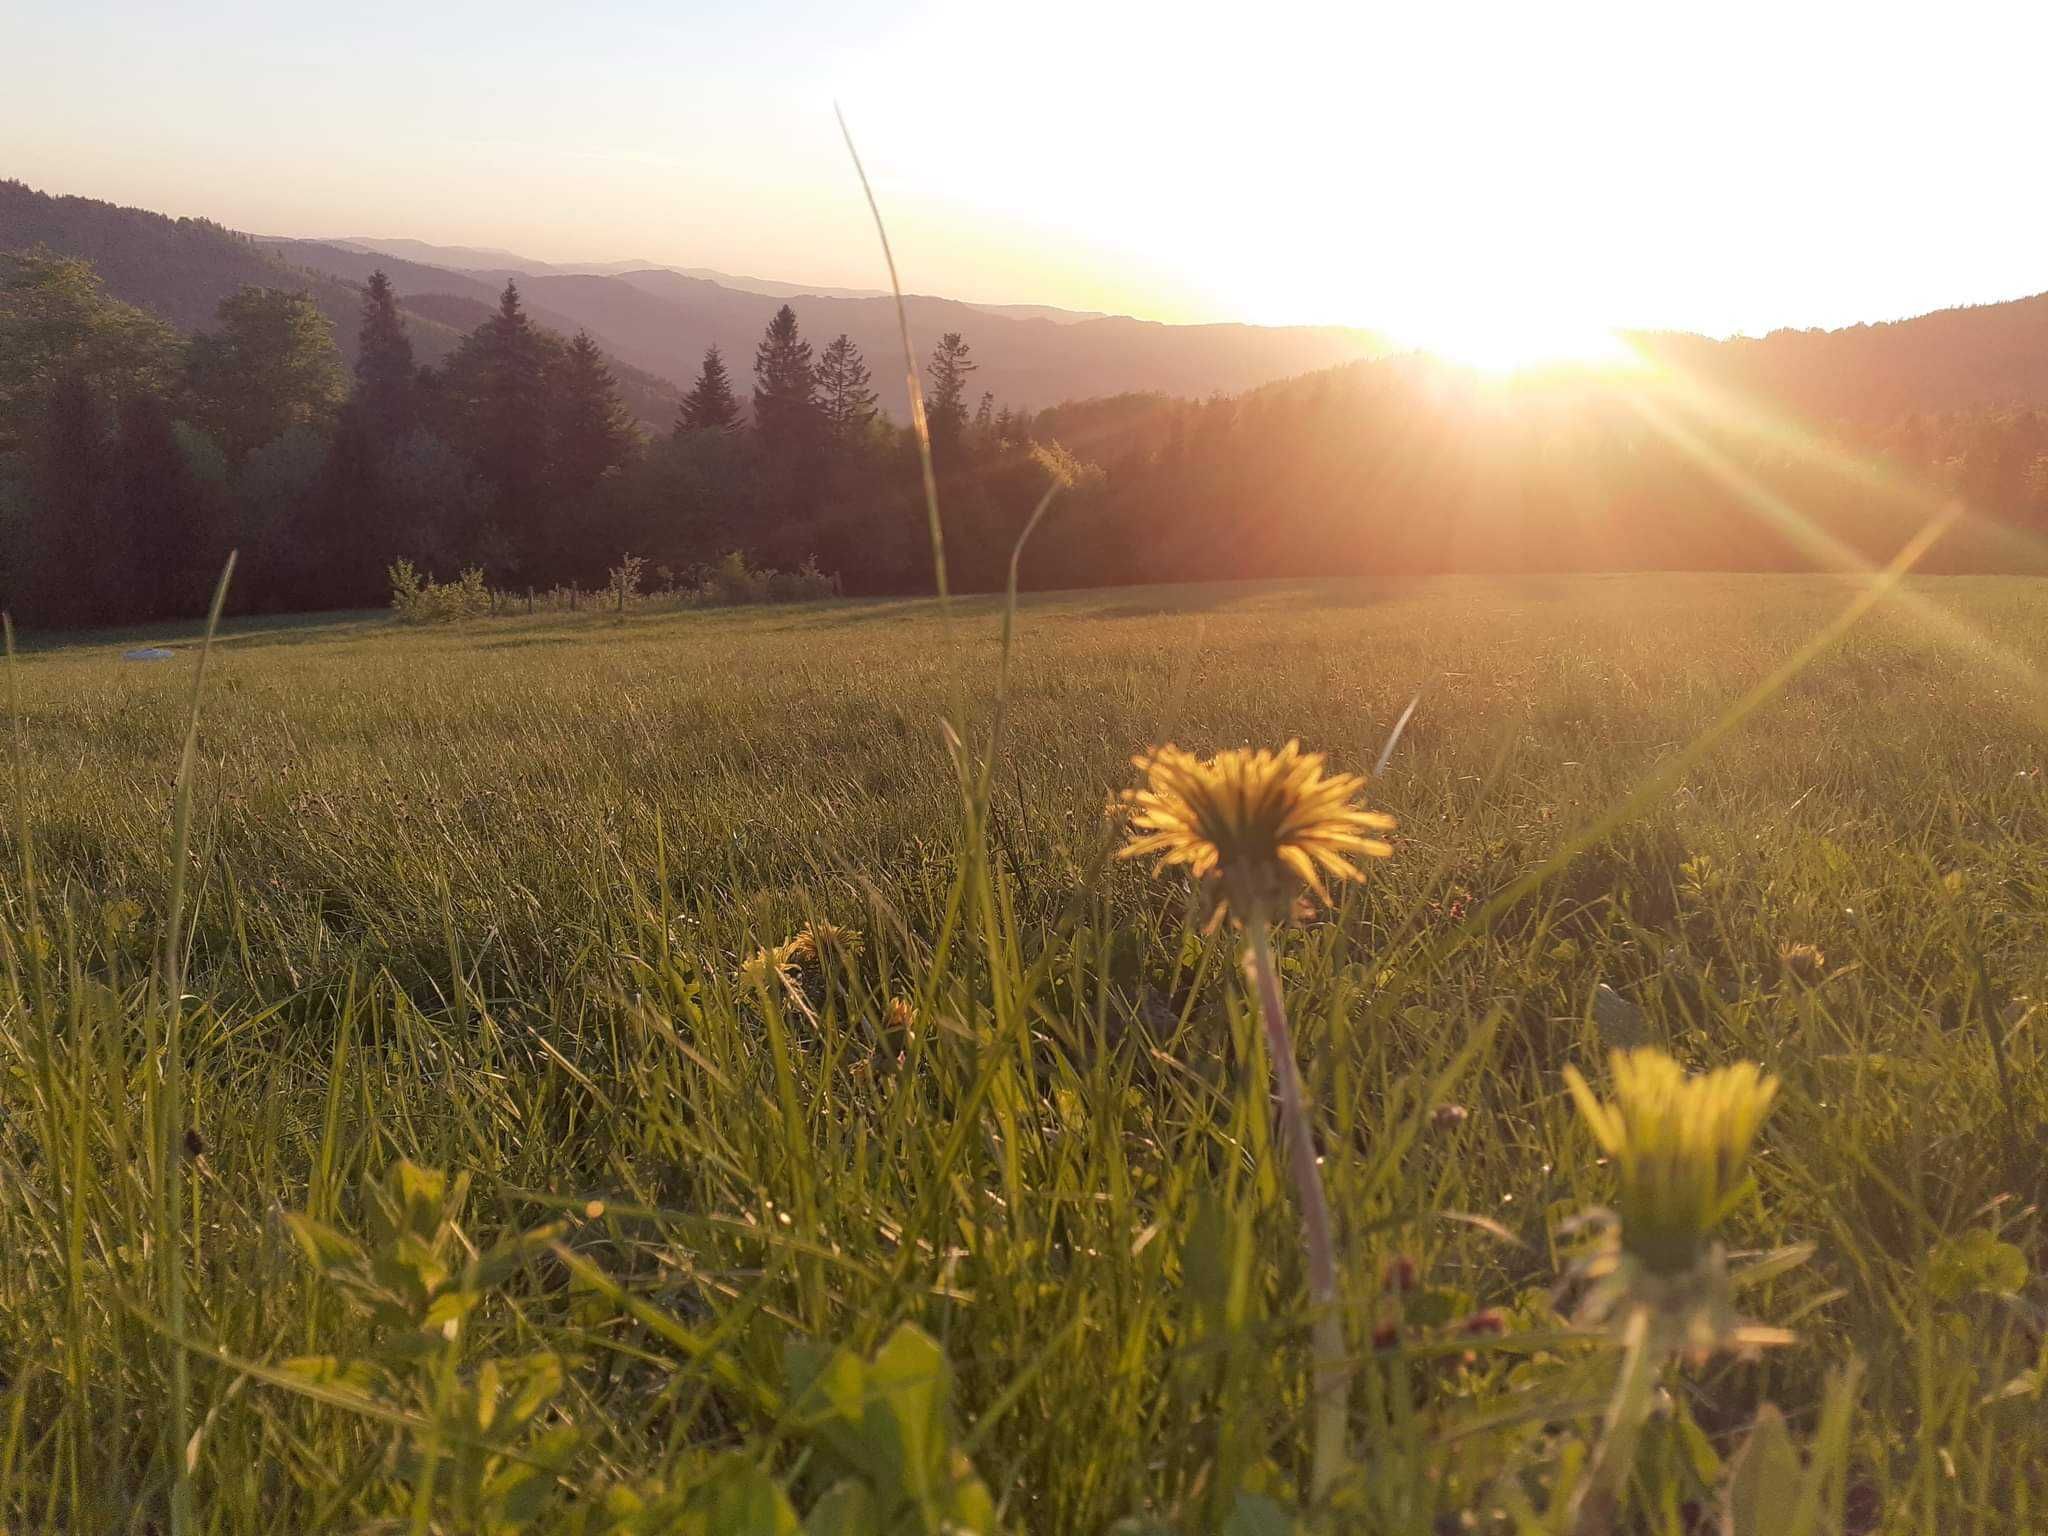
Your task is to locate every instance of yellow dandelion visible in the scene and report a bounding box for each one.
[738,940,801,993]
[1565,1048,1778,1280]
[795,921,864,965]
[1119,740,1395,928]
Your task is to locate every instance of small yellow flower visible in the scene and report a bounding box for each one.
[738,940,802,993]
[1119,740,1395,928]
[796,922,864,965]
[1565,1048,1778,1279]
[883,995,918,1047]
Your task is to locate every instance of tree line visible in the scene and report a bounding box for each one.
[0,251,1051,627]
[6,246,2048,633]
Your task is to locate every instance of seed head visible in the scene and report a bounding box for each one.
[1119,740,1395,928]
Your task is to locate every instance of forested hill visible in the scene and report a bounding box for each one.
[0,182,678,428]
[262,237,1391,417]
[1631,295,2048,421]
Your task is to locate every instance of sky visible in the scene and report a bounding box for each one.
[9,0,2048,354]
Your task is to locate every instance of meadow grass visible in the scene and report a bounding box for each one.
[1,571,2044,1533]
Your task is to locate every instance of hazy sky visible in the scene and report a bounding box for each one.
[9,0,2048,347]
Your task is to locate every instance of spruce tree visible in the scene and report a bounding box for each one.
[354,270,417,441]
[458,281,551,574]
[925,332,977,455]
[676,344,740,433]
[552,333,635,494]
[816,333,878,441]
[751,304,819,458]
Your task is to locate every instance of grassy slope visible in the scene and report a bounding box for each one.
[3,573,2045,1531]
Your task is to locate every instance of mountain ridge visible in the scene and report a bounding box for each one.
[0,181,678,428]
[15,180,2048,430]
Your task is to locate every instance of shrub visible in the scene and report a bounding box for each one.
[606,553,646,612]
[697,550,837,607]
[387,560,491,623]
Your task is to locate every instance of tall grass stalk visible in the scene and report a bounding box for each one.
[153,554,234,1535]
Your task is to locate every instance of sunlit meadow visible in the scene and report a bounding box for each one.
[2,571,2045,1533]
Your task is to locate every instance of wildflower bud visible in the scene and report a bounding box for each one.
[1460,1308,1507,1337]
[1383,1254,1420,1294]
[1564,1048,1778,1281]
[1777,942,1826,986]
[1371,1318,1401,1351]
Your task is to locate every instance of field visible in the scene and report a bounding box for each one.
[3,572,2046,1534]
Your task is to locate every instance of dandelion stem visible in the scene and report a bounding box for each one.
[1570,1304,1658,1536]
[1246,921,1348,1503]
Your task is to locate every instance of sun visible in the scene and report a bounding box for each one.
[1404,311,1636,374]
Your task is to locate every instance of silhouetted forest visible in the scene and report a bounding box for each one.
[6,233,2048,628]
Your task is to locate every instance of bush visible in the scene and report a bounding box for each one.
[699,549,771,605]
[388,559,490,623]
[696,550,837,607]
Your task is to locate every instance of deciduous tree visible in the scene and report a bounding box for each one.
[186,286,346,461]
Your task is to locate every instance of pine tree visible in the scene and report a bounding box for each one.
[925,332,977,454]
[676,344,740,434]
[817,333,878,441]
[354,270,417,441]
[444,281,551,575]
[751,304,819,458]
[552,332,636,494]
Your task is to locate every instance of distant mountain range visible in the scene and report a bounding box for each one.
[0,180,1393,422]
[313,236,1115,322]
[311,237,906,305]
[0,181,683,428]
[12,178,2048,434]
[255,235,1389,418]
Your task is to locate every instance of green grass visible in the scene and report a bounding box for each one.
[2,572,2045,1533]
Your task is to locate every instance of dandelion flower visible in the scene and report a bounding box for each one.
[884,995,917,1040]
[1119,740,1395,928]
[738,940,802,994]
[1117,738,1395,1499]
[796,921,864,965]
[1565,1048,1778,1280]
[1561,1049,1792,1529]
